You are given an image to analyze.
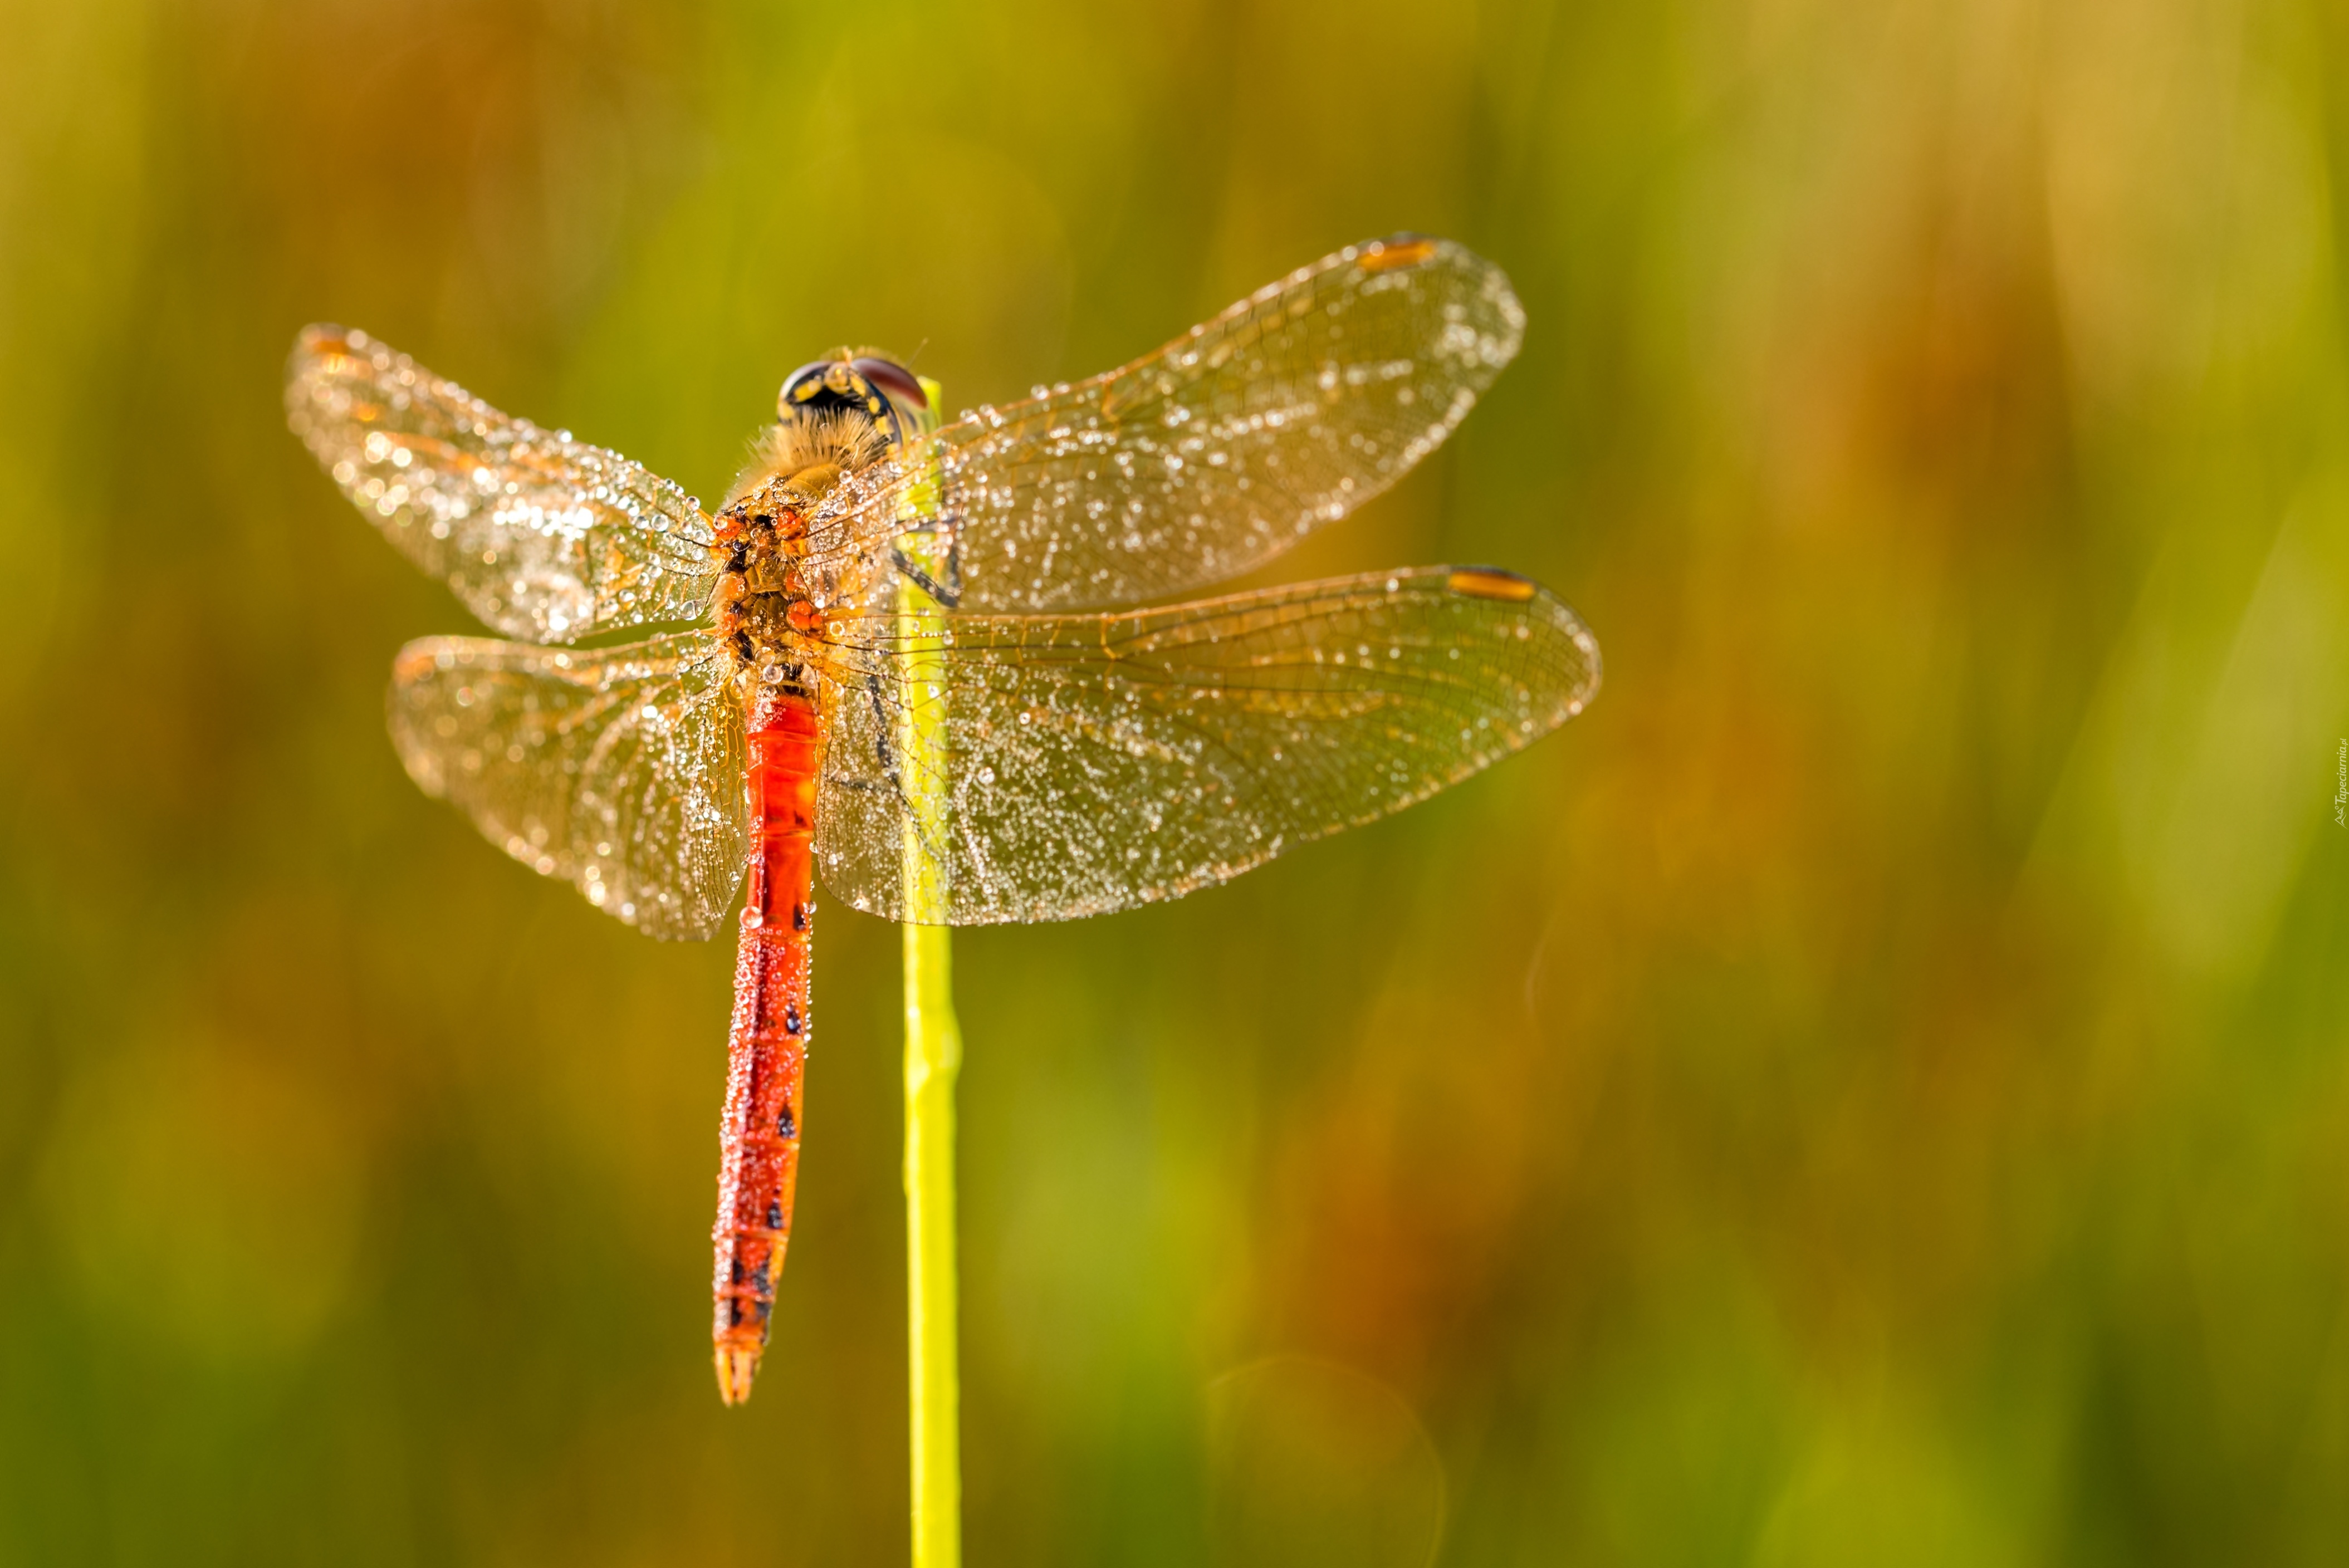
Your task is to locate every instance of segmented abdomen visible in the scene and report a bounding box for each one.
[712,684,819,1405]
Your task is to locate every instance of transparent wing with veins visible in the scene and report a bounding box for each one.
[810,566,1599,925]
[804,237,1526,614]
[287,326,719,643]
[388,632,747,940]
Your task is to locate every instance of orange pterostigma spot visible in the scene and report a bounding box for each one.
[1446,568,1538,602]
[1361,237,1438,273]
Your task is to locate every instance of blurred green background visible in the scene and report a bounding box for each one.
[4,0,2348,1562]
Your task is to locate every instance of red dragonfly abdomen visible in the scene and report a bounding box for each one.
[712,683,820,1405]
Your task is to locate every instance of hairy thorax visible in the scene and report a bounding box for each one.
[710,411,893,688]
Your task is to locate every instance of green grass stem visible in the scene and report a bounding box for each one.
[901,922,962,1568]
[897,375,961,1568]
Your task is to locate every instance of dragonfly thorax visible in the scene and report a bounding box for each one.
[712,398,903,683]
[713,477,833,685]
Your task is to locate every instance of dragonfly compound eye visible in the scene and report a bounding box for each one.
[849,356,928,411]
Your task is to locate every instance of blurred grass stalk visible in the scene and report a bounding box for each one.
[898,376,962,1568]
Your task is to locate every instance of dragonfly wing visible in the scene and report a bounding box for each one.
[288,326,719,643]
[389,631,747,939]
[803,237,1525,613]
[812,566,1598,925]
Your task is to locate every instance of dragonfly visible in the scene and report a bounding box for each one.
[286,235,1601,1405]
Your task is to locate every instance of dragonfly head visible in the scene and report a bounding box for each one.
[726,349,931,511]
[776,349,929,446]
